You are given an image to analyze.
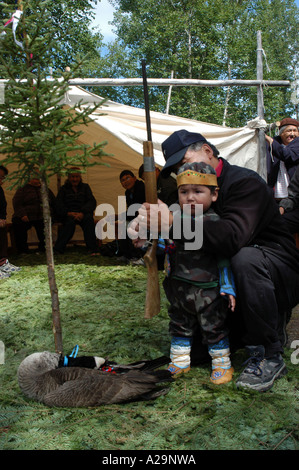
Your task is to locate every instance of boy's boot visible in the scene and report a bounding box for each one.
[168,336,192,377]
[208,337,234,385]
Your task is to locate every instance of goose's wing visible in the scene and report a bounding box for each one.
[42,369,171,407]
[20,366,99,401]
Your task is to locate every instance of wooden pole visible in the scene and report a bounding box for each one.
[64,78,291,88]
[0,78,291,88]
[256,31,267,180]
[142,60,160,319]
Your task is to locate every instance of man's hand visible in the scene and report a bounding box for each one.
[68,211,84,221]
[127,199,173,245]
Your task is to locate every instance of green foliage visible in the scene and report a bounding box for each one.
[0,0,108,190]
[103,0,299,125]
[0,249,298,450]
[0,0,103,72]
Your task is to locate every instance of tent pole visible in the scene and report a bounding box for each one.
[0,78,290,87]
[256,31,267,180]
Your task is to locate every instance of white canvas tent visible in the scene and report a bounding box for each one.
[1,85,259,241]
[63,86,259,208]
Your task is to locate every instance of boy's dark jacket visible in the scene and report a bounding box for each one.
[168,208,224,285]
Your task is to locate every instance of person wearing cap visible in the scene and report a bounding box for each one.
[54,168,98,254]
[266,117,299,199]
[162,161,236,384]
[131,129,299,392]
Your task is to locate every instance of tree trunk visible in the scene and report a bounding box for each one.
[40,178,63,354]
[166,70,174,114]
[223,60,231,126]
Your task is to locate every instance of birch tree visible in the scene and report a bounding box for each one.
[105,0,298,126]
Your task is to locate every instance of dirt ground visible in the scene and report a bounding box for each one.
[287,305,299,346]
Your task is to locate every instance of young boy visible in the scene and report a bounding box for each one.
[163,161,236,384]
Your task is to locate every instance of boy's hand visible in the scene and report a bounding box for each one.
[221,293,236,312]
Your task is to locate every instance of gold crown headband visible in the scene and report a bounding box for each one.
[177,170,218,188]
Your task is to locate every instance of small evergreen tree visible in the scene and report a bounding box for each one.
[0,0,108,353]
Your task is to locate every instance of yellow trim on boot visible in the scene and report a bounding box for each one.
[168,363,190,378]
[210,367,234,385]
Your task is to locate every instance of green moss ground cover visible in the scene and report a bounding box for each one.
[0,249,298,451]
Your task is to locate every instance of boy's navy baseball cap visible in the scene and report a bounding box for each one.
[161,129,208,172]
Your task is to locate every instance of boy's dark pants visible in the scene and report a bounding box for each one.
[163,277,230,352]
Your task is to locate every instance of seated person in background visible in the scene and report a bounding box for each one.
[266,117,299,200]
[54,167,98,254]
[0,165,20,276]
[120,170,146,216]
[117,170,145,261]
[12,174,55,254]
[138,164,178,207]
[279,164,299,234]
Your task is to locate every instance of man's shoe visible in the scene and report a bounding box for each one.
[236,345,287,392]
[167,363,190,377]
[0,270,10,279]
[0,259,21,273]
[130,258,145,266]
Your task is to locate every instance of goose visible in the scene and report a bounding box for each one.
[17,351,172,407]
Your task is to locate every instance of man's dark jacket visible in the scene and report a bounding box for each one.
[0,186,7,220]
[267,136,299,188]
[202,158,299,272]
[280,165,299,212]
[12,184,55,221]
[55,180,96,219]
[125,179,145,221]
